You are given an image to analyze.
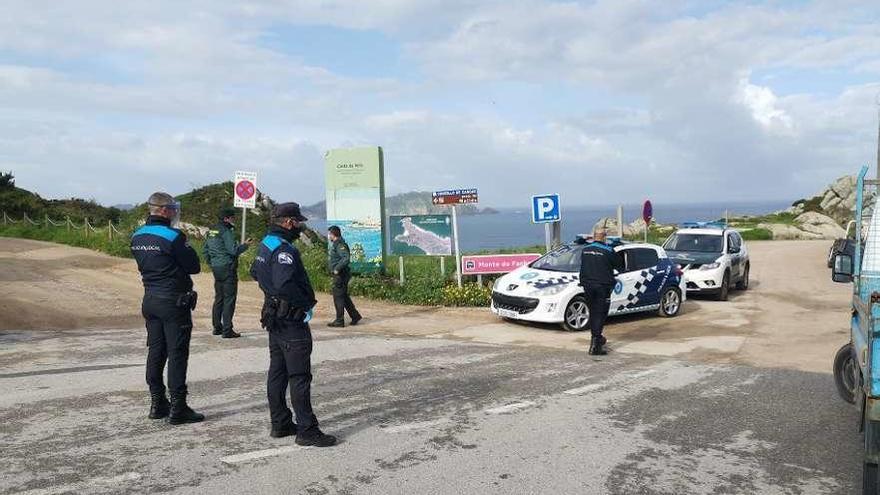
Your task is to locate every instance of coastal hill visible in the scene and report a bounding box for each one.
[302,191,499,220]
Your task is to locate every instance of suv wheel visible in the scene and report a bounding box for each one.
[562,296,590,332]
[736,264,750,290]
[715,271,730,301]
[658,287,682,317]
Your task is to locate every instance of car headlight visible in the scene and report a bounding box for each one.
[528,284,568,297]
[700,262,721,270]
[493,278,502,291]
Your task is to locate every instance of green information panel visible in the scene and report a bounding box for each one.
[324,146,387,273]
[389,215,453,256]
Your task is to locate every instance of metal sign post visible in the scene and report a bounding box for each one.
[617,205,624,237]
[433,189,477,288]
[452,205,462,288]
[234,171,258,244]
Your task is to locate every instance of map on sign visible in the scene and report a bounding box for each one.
[234,171,258,209]
[432,189,479,205]
[389,215,453,256]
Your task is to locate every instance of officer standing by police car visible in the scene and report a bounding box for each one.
[204,207,251,339]
[131,192,204,424]
[250,202,337,447]
[327,225,362,328]
[579,228,624,356]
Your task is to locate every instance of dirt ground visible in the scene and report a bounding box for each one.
[0,237,850,374]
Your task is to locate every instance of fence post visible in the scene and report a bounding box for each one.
[84,217,89,237]
[399,256,405,285]
[108,220,113,241]
[2,211,6,226]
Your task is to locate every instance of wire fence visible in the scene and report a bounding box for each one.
[2,211,136,241]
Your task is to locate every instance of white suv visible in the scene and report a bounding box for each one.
[662,223,750,301]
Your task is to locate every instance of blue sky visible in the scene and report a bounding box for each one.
[0,0,878,210]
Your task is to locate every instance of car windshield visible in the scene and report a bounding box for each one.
[530,244,583,272]
[663,233,723,253]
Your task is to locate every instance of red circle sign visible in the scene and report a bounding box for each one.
[236,180,255,200]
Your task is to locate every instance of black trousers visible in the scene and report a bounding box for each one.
[267,320,319,432]
[584,284,613,339]
[332,271,360,322]
[143,294,193,397]
[211,264,238,332]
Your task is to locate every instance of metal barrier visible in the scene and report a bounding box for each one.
[2,211,133,241]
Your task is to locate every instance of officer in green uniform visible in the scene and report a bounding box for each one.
[327,226,361,328]
[204,207,251,338]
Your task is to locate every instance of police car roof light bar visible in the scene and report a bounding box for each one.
[680,221,727,230]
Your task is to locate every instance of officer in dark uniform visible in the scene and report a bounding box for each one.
[250,202,336,447]
[204,207,251,339]
[131,192,204,424]
[579,228,624,356]
[327,225,362,328]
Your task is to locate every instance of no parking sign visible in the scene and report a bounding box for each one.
[234,171,257,209]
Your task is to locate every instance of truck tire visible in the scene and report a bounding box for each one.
[833,343,856,404]
[735,264,750,290]
[715,272,730,301]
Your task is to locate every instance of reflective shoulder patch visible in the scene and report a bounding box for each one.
[132,225,179,242]
[278,252,294,265]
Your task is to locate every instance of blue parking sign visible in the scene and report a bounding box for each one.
[531,194,561,224]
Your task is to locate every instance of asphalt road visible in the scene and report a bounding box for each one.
[1,325,862,494]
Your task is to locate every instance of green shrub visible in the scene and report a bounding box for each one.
[740,228,773,241]
[441,283,492,307]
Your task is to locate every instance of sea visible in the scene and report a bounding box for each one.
[311,200,791,253]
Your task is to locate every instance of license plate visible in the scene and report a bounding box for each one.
[498,308,518,319]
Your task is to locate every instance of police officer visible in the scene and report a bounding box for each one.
[579,228,624,356]
[131,192,204,424]
[327,226,362,328]
[204,207,251,339]
[250,202,336,447]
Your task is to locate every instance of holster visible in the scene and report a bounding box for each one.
[176,291,198,311]
[261,297,307,332]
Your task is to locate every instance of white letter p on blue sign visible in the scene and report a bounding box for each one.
[532,194,560,223]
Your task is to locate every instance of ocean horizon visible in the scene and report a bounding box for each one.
[312,200,792,252]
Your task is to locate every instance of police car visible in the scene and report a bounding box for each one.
[662,222,750,301]
[490,239,686,331]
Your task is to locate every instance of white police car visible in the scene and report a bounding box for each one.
[662,222,750,301]
[491,241,686,331]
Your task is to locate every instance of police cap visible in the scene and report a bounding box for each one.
[272,202,308,222]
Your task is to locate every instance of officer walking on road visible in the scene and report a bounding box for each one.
[204,207,251,339]
[327,226,362,328]
[250,202,337,447]
[131,192,205,424]
[579,228,624,356]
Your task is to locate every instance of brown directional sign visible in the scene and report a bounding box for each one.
[432,189,479,205]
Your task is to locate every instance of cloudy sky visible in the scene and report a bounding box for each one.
[1,0,879,208]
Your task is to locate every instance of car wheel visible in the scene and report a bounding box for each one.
[658,287,682,317]
[715,271,730,301]
[833,343,857,405]
[562,296,590,332]
[735,264,750,290]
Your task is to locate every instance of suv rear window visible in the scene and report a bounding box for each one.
[623,248,659,272]
[663,233,723,253]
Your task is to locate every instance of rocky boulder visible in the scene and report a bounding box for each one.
[757,223,823,240]
[794,212,846,239]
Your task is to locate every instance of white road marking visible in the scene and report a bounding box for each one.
[220,446,304,464]
[626,369,657,379]
[563,383,605,395]
[484,401,536,415]
[15,472,142,495]
[381,419,448,433]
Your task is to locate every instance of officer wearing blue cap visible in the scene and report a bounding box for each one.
[131,192,204,424]
[250,202,336,447]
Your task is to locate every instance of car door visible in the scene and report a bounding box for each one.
[726,232,742,280]
[611,247,661,312]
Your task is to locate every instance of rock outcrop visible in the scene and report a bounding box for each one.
[794,212,846,239]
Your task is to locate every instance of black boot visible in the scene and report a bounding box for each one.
[589,336,608,356]
[270,423,298,439]
[149,393,170,419]
[222,329,241,339]
[350,314,362,326]
[295,428,337,447]
[212,327,223,336]
[167,394,205,425]
[327,320,345,328]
